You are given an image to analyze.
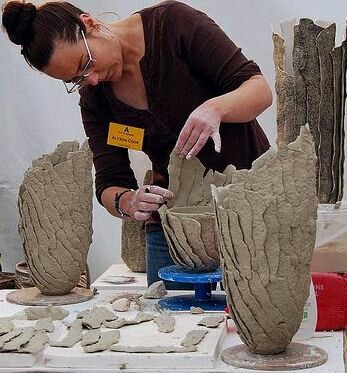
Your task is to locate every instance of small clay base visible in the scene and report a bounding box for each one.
[221,343,328,371]
[6,287,94,306]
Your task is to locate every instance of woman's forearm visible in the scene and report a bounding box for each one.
[205,75,273,123]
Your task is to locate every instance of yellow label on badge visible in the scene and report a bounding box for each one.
[107,122,144,151]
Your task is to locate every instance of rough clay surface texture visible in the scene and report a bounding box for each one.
[212,126,318,354]
[143,281,167,299]
[273,19,345,203]
[159,152,238,272]
[121,169,151,272]
[181,329,208,347]
[18,141,93,295]
[154,314,175,333]
[24,305,69,321]
[197,316,225,329]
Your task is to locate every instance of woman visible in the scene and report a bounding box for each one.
[2,0,272,287]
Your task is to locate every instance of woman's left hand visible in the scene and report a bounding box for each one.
[174,102,222,159]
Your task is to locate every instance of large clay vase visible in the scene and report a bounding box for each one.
[17,141,93,295]
[212,126,318,354]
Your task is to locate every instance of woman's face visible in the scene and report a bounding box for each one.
[43,30,123,90]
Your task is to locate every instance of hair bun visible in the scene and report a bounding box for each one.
[2,1,37,45]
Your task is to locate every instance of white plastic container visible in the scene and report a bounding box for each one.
[293,278,317,341]
[311,202,347,272]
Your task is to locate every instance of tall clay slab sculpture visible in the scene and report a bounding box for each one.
[159,153,237,272]
[212,126,317,354]
[17,141,93,295]
[273,19,346,203]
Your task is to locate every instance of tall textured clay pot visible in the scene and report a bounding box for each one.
[212,126,318,354]
[273,19,345,203]
[17,141,93,296]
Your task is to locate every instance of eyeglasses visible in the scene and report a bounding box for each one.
[63,29,96,94]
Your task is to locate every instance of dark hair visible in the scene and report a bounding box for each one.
[2,1,86,70]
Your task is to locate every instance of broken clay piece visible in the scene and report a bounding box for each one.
[103,312,155,329]
[109,292,142,303]
[1,327,35,351]
[190,306,204,314]
[49,319,82,347]
[84,330,120,353]
[197,316,225,328]
[35,318,54,333]
[80,306,118,329]
[81,329,101,347]
[154,314,175,333]
[19,330,48,354]
[0,318,14,335]
[112,298,131,312]
[24,305,69,321]
[143,281,167,299]
[181,329,208,347]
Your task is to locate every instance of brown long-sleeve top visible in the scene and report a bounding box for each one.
[79,1,270,206]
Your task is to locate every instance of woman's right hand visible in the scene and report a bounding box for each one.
[120,185,174,220]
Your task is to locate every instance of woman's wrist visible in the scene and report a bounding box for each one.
[114,189,134,217]
[203,97,227,121]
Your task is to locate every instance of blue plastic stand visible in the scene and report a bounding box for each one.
[158,265,227,311]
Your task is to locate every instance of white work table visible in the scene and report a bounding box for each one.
[0,288,344,373]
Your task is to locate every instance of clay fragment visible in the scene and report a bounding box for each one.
[110,345,198,353]
[24,305,69,320]
[35,318,54,333]
[20,330,48,354]
[81,329,101,347]
[2,327,35,351]
[112,298,131,312]
[181,329,208,347]
[49,319,82,347]
[197,316,225,328]
[131,298,146,311]
[0,319,14,335]
[0,329,23,348]
[143,281,167,299]
[84,330,120,353]
[81,307,118,329]
[154,314,175,333]
[109,292,142,303]
[190,306,204,314]
[103,312,155,329]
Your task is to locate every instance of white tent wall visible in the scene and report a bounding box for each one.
[1,0,347,281]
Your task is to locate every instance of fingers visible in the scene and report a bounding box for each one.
[211,131,221,153]
[186,131,210,159]
[174,108,221,159]
[174,125,193,155]
[131,186,174,221]
[143,185,174,201]
[134,210,152,221]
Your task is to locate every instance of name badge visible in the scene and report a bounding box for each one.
[107,122,144,151]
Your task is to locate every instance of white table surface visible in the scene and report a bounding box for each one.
[0,289,344,373]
